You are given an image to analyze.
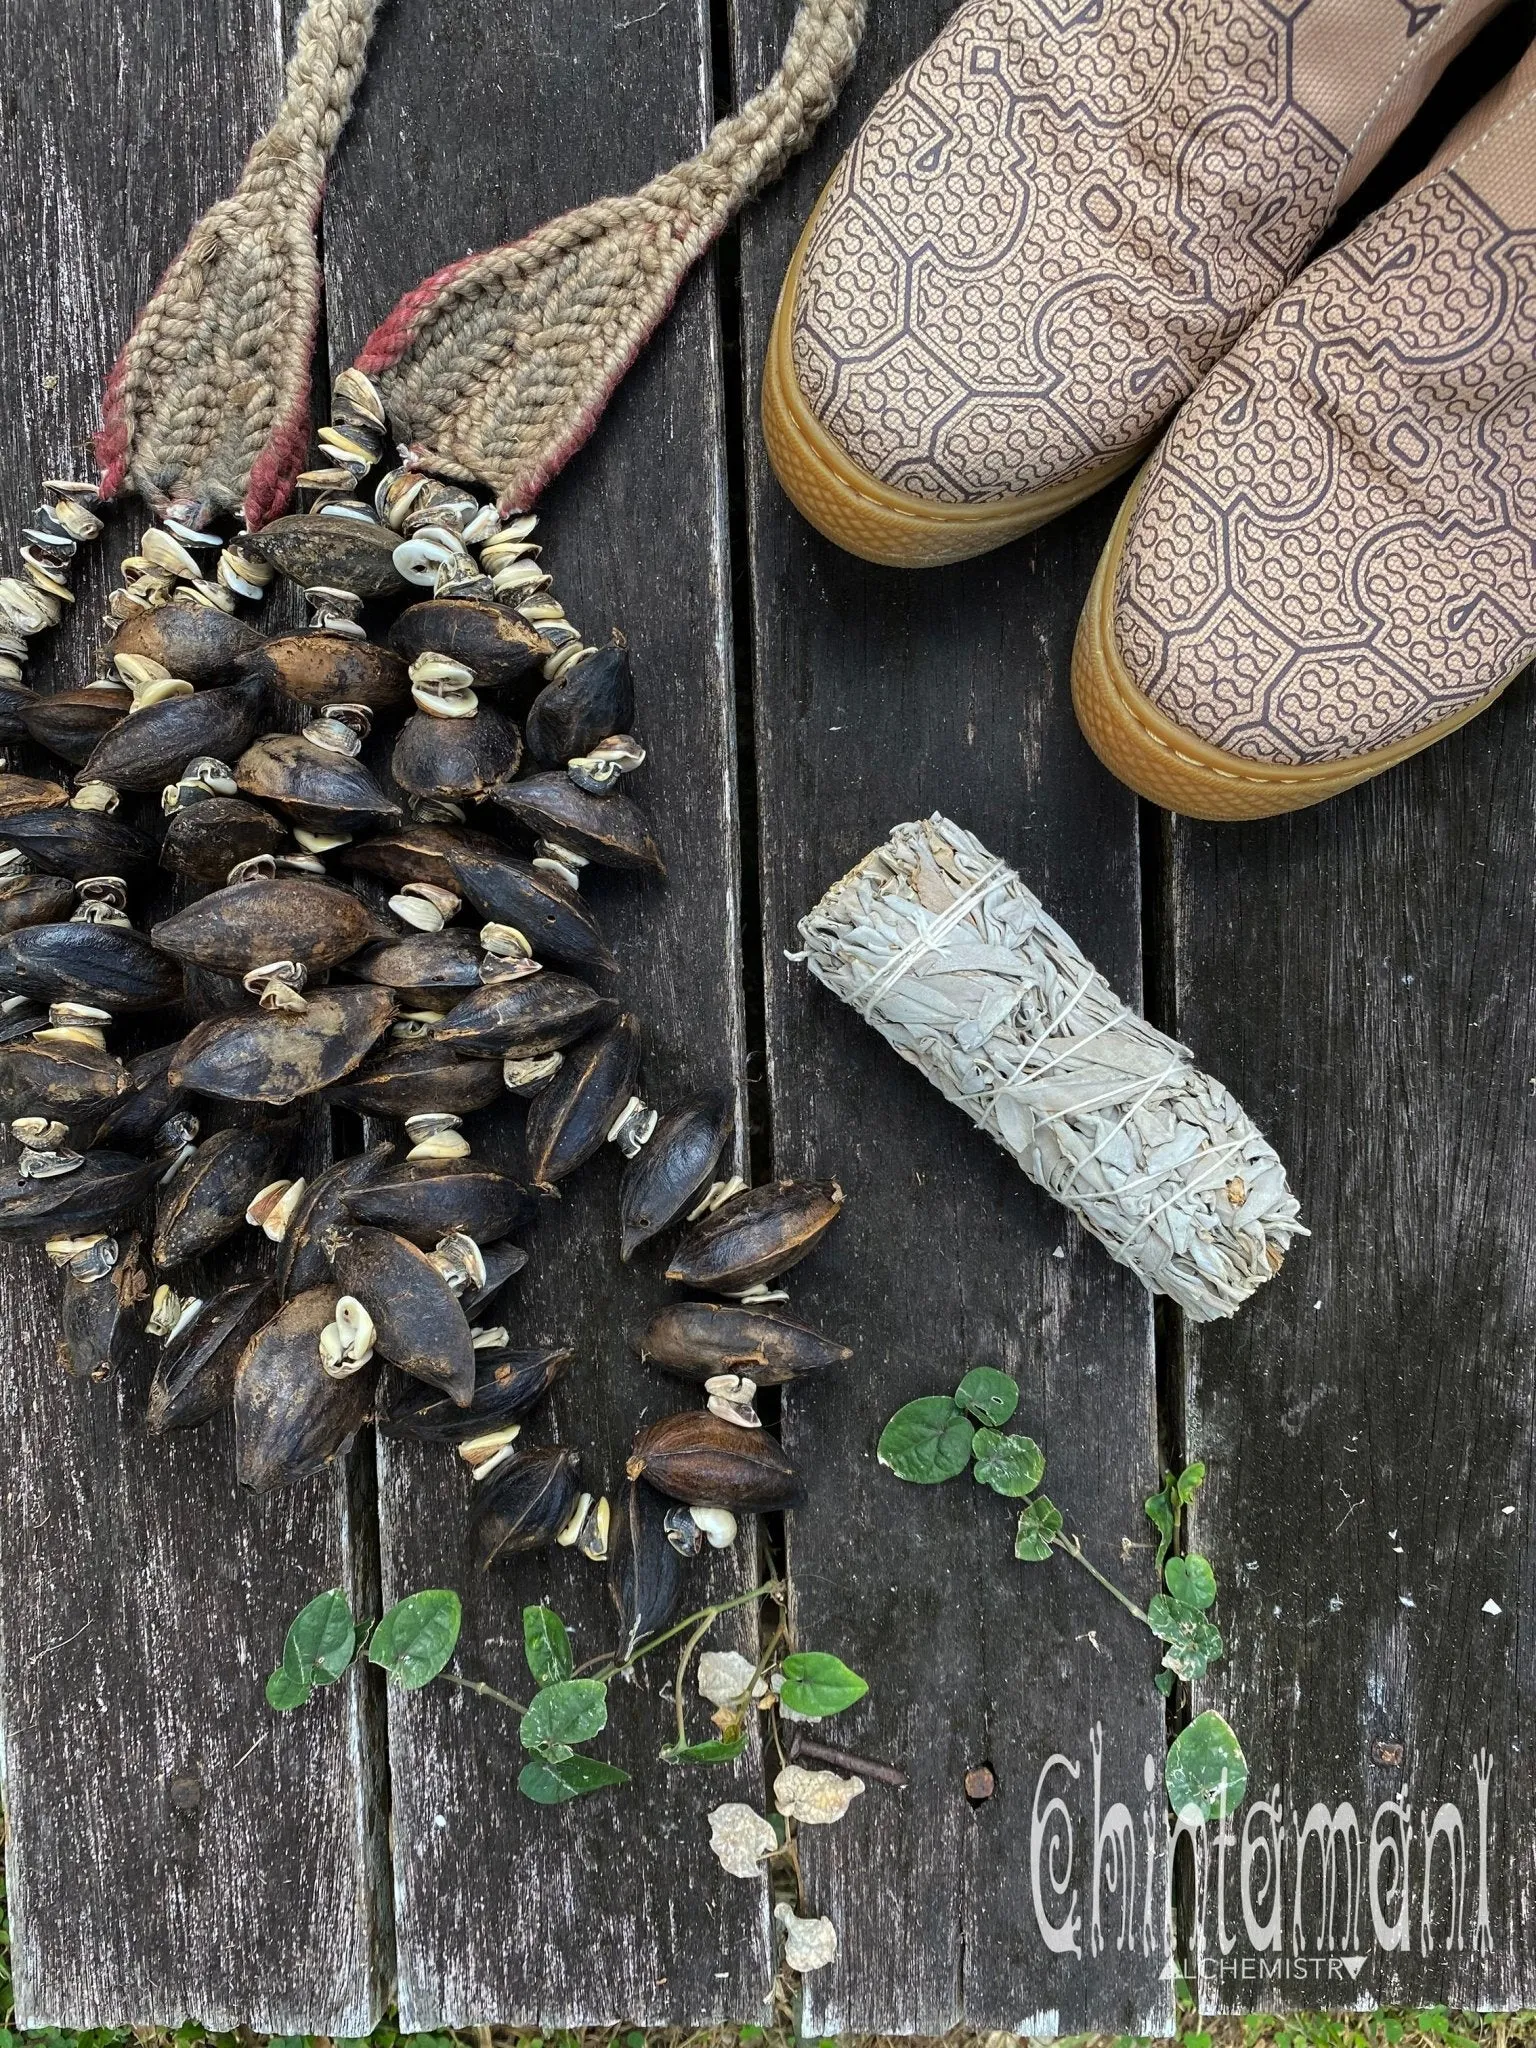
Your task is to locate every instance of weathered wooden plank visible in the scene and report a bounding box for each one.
[733,2,1172,2032]
[322,0,767,2026]
[0,0,388,2030]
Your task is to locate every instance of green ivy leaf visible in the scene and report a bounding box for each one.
[264,1664,313,1713]
[876,1396,974,1483]
[1176,1462,1207,1506]
[1144,1480,1177,1574]
[971,1429,1045,1498]
[1164,1554,1217,1611]
[1014,1496,1063,1561]
[1165,1709,1247,1822]
[953,1367,1019,1427]
[284,1588,356,1686]
[1147,1595,1224,1681]
[518,1754,629,1804]
[522,1604,573,1688]
[660,1732,749,1766]
[1153,1670,1175,1697]
[368,1589,462,1690]
[778,1651,868,1718]
[521,1677,609,1753]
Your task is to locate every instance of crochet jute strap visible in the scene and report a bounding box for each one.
[96,0,866,528]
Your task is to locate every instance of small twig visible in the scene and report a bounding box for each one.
[789,1731,907,1789]
[671,1608,719,1750]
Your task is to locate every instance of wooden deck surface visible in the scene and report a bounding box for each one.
[1,0,1534,2029]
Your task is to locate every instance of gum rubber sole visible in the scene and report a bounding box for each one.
[761,188,1147,570]
[1071,473,1519,820]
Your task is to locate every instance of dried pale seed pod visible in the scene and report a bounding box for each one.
[433,971,618,1058]
[59,1233,149,1381]
[341,1160,536,1249]
[276,1142,393,1299]
[159,795,289,885]
[466,1445,583,1567]
[0,871,75,936]
[152,876,382,978]
[609,1477,687,1658]
[324,1223,477,1405]
[523,1013,641,1190]
[524,645,635,765]
[20,686,133,766]
[146,1278,274,1431]
[666,1179,845,1295]
[81,677,268,794]
[327,1041,505,1121]
[233,1285,375,1492]
[379,1343,573,1443]
[445,846,617,978]
[240,627,409,710]
[245,514,405,600]
[0,806,157,880]
[626,1410,802,1512]
[111,605,267,683]
[488,773,664,876]
[619,1094,733,1261]
[0,923,182,1013]
[0,1149,161,1240]
[0,773,70,819]
[234,733,401,834]
[392,700,523,804]
[168,986,396,1105]
[389,599,551,692]
[153,1120,296,1267]
[633,1301,851,1387]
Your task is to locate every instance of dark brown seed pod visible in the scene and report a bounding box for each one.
[0,872,75,936]
[0,685,37,743]
[234,734,401,834]
[169,985,396,1105]
[0,1150,161,1240]
[20,686,133,766]
[233,1284,375,1492]
[329,1041,506,1120]
[152,876,382,978]
[111,605,266,684]
[160,795,290,885]
[391,703,523,804]
[380,1343,572,1443]
[466,1445,582,1567]
[460,1237,528,1318]
[445,846,617,977]
[346,929,483,1005]
[81,677,268,794]
[0,773,69,819]
[0,806,157,880]
[324,1223,476,1404]
[0,1035,130,1132]
[523,1013,640,1190]
[627,1410,802,1511]
[434,971,618,1058]
[238,631,411,711]
[338,820,505,895]
[146,1278,274,1431]
[619,1094,733,1261]
[245,513,404,600]
[634,1301,852,1386]
[666,1179,845,1295]
[608,1477,687,1657]
[342,1161,536,1248]
[276,1142,393,1299]
[390,599,551,692]
[60,1235,150,1382]
[488,772,664,876]
[88,1043,182,1150]
[0,923,183,1013]
[525,645,634,764]
[153,1120,295,1267]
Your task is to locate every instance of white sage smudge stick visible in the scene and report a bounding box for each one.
[793,815,1304,1322]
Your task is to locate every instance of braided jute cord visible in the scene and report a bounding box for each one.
[94,0,865,528]
[96,0,384,529]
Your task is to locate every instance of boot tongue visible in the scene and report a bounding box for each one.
[354,0,866,512]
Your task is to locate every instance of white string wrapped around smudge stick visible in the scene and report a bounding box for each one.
[793,814,1304,1322]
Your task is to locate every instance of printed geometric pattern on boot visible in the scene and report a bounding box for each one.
[1072,43,1536,819]
[762,0,1509,565]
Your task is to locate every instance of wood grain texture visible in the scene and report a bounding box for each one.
[733,2,1171,2032]
[0,0,388,2030]
[322,0,769,2026]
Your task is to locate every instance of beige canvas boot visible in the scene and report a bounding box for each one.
[1072,41,1536,819]
[762,0,1508,567]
